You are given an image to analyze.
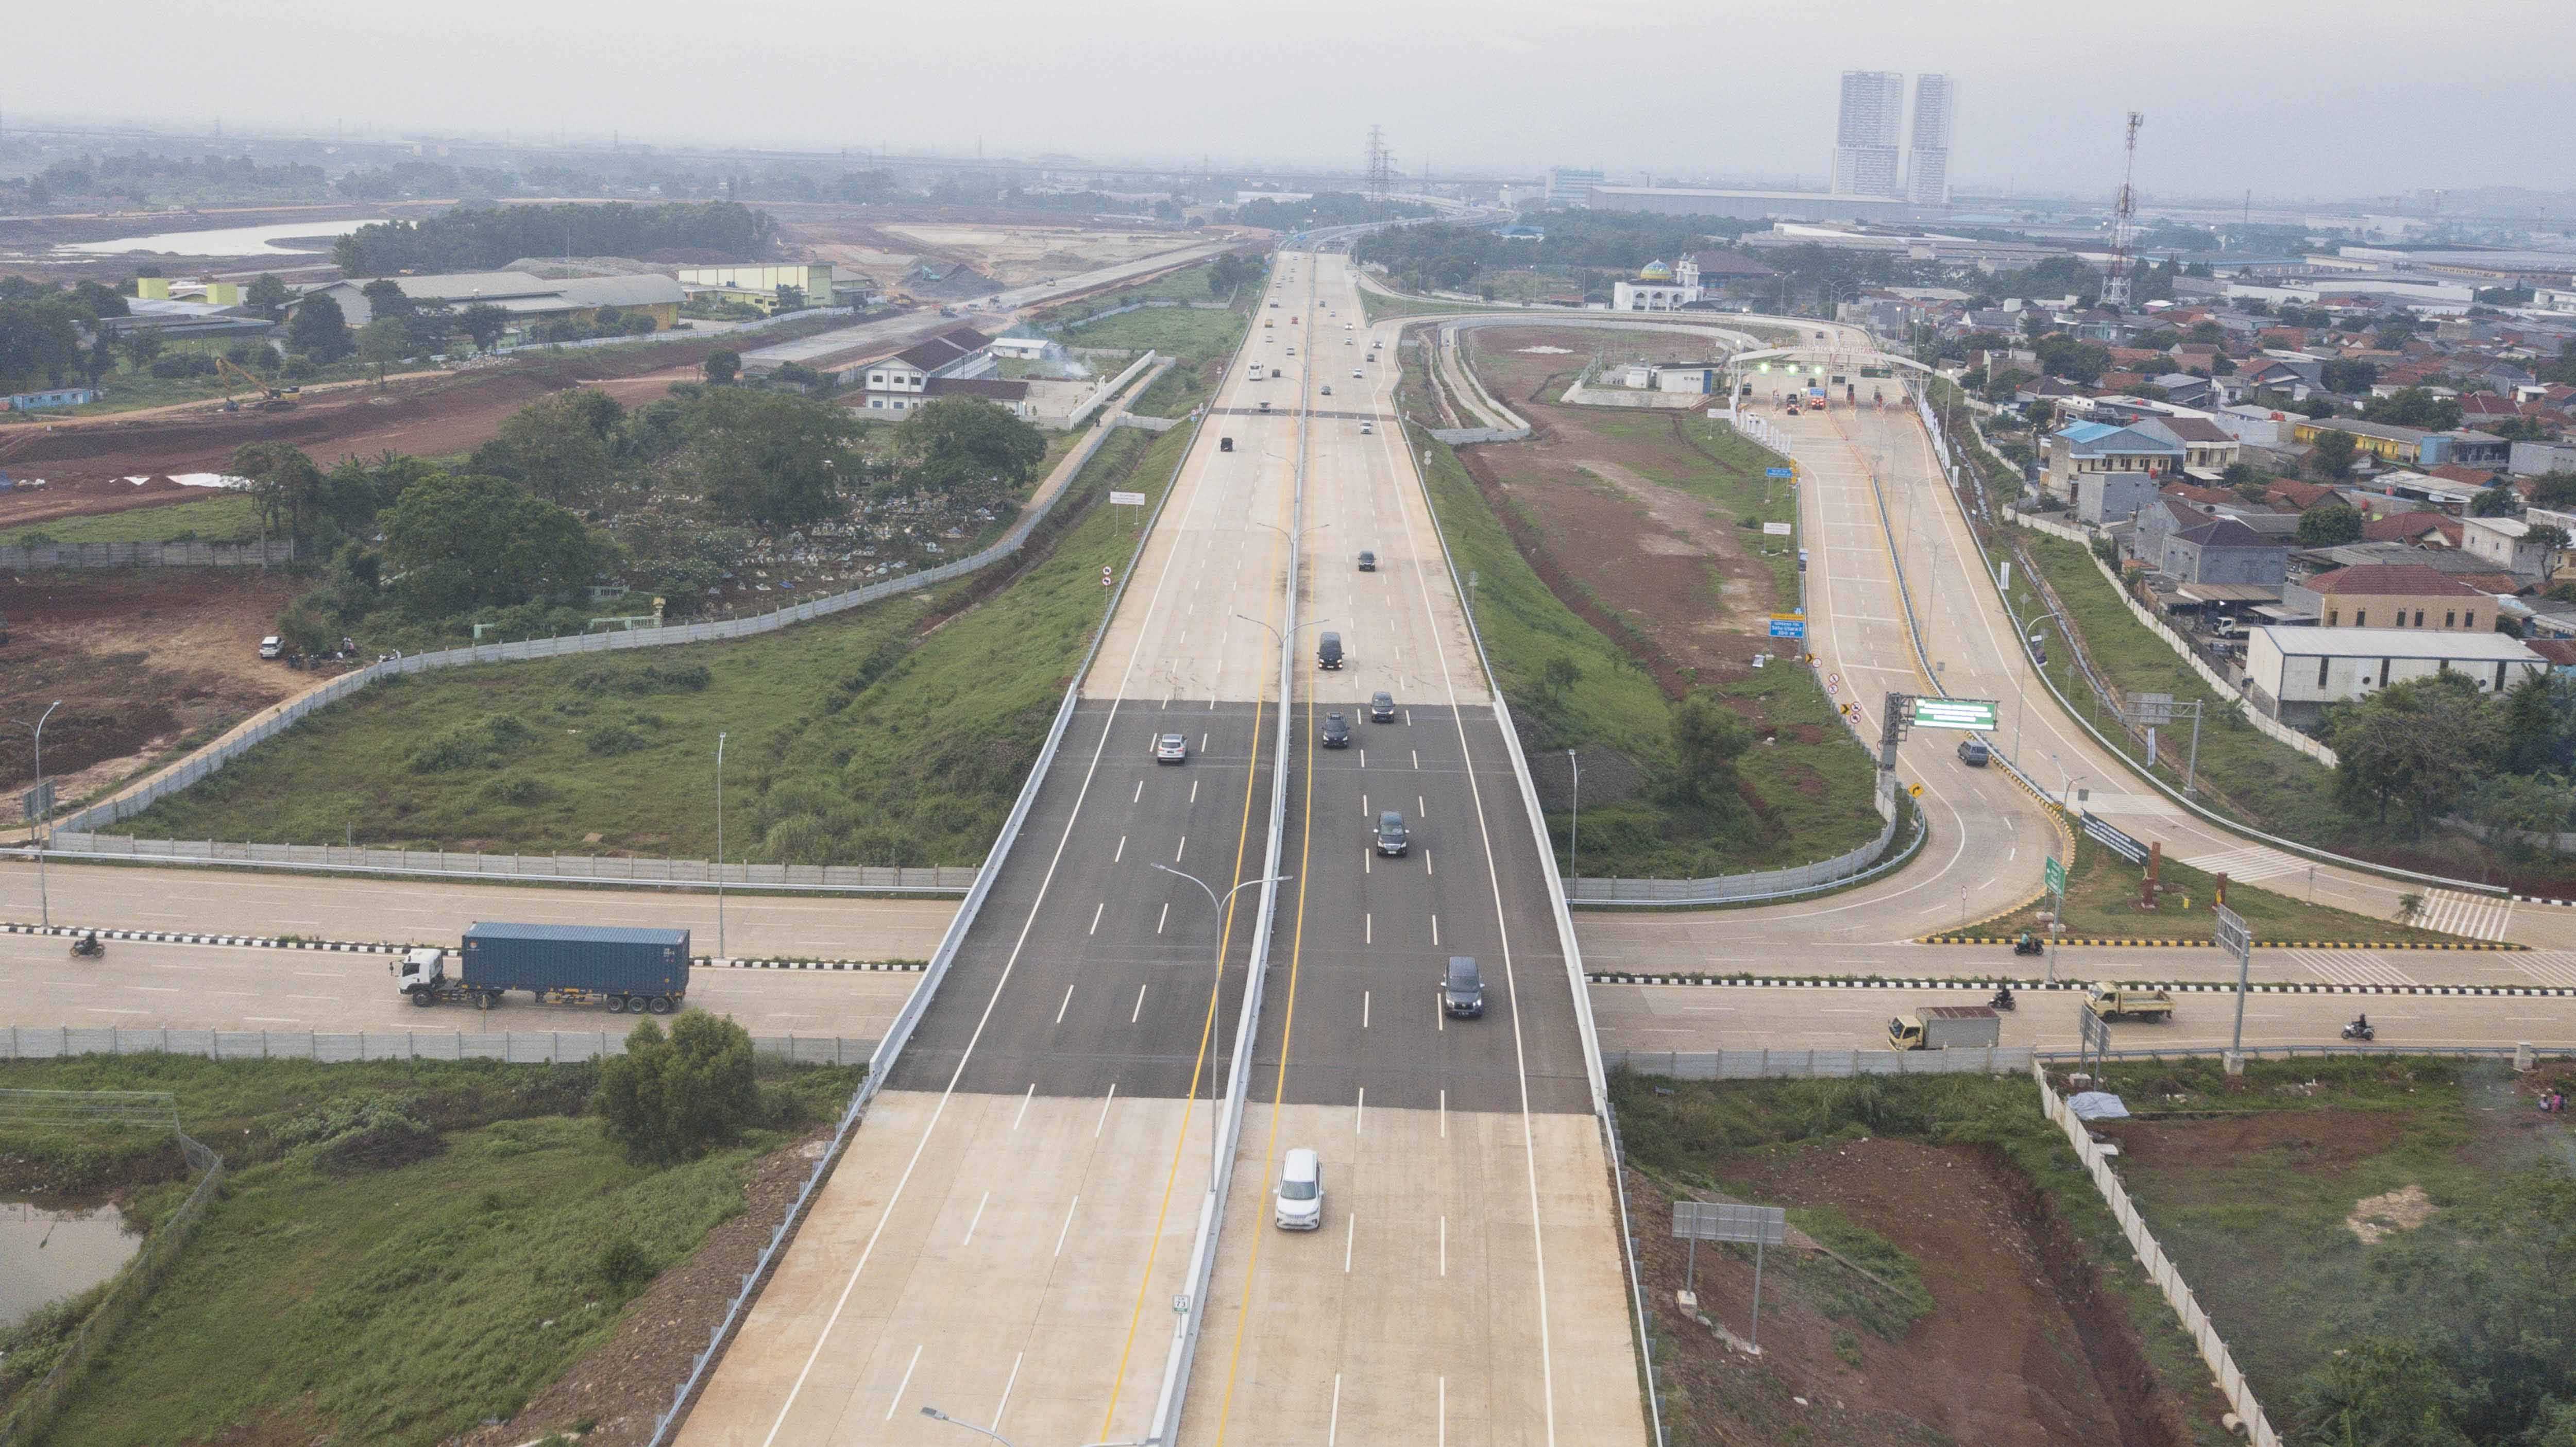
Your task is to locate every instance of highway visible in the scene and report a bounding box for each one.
[675,246,1302,1447]
[1180,250,1643,1447]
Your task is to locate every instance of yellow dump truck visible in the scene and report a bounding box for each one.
[1887,1005,2002,1050]
[2084,985,2176,1023]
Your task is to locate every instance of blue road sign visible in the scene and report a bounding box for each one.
[1766,616,1807,639]
[1765,467,1793,479]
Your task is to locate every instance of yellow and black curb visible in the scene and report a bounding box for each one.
[1918,932,2523,951]
[1586,972,2574,997]
[0,921,925,971]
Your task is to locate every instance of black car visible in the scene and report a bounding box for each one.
[1369,691,1395,723]
[1442,957,1485,1019]
[1957,737,1991,768]
[1320,712,1351,748]
[1357,550,1377,572]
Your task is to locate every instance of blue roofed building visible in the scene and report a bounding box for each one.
[2046,420,2187,525]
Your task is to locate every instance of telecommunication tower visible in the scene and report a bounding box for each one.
[2100,111,2145,310]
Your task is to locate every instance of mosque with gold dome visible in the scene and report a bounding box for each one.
[1611,255,1704,311]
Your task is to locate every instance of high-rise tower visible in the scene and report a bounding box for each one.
[1832,71,1905,199]
[1907,74,1956,206]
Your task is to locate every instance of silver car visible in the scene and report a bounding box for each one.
[1154,733,1188,764]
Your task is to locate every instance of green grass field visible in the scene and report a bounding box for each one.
[2015,532,2351,847]
[1971,828,2452,945]
[2079,1056,2576,1438]
[1415,423,1882,878]
[0,492,263,546]
[115,423,1196,864]
[0,1050,859,1447]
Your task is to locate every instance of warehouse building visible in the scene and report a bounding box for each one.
[297,271,685,331]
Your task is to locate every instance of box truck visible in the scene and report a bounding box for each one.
[393,922,692,1014]
[1887,1005,2002,1051]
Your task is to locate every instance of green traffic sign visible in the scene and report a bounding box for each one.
[2044,857,2067,894]
[1909,697,1999,733]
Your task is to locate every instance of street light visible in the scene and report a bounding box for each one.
[916,1406,1158,1447]
[714,731,728,961]
[6,702,61,927]
[1566,747,1581,882]
[1153,862,1292,1190]
[2061,774,2090,812]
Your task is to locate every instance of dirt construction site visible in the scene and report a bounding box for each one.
[780,214,1216,297]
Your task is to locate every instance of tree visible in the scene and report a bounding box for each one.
[356,316,411,383]
[2296,502,2364,547]
[381,471,602,615]
[472,389,624,505]
[1668,691,1753,812]
[2321,358,2381,396]
[2329,673,2503,834]
[359,278,415,324]
[2362,387,2462,433]
[2471,483,2521,518]
[1539,655,1583,704]
[681,388,859,528]
[227,442,328,545]
[286,293,354,362]
[118,327,163,370]
[774,284,804,312]
[702,348,740,385]
[2032,333,2112,385]
[244,273,291,321]
[2527,523,2571,576]
[2468,772,2576,863]
[896,396,1047,510]
[590,1012,761,1166]
[457,302,510,351]
[2310,430,2358,482]
[2535,472,2576,512]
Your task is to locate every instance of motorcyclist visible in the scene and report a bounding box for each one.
[70,931,103,958]
[2346,1011,2372,1040]
[1991,986,2016,1010]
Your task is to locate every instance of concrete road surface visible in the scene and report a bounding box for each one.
[1,857,958,962]
[0,931,917,1039]
[1181,249,1643,1447]
[679,245,1295,1447]
[1593,980,2576,1053]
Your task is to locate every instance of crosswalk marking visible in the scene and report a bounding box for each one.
[2419,888,2513,942]
[2514,952,2576,989]
[2285,950,2415,988]
[2181,845,2305,884]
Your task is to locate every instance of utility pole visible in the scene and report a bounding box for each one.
[714,731,728,960]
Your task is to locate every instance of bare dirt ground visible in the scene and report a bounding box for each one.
[0,349,716,514]
[1632,1138,2198,1447]
[1456,328,1781,696]
[0,567,320,798]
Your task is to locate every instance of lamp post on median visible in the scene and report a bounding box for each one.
[1566,747,1581,884]
[714,731,727,961]
[1151,863,1292,1191]
[8,702,61,927]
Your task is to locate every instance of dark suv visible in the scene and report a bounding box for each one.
[1956,737,1991,768]
[1320,712,1351,748]
[1442,957,1485,1019]
[1375,810,1410,857]
[1369,691,1396,723]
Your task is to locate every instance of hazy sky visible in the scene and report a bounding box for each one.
[14,0,2572,201]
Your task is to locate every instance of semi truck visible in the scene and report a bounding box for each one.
[393,922,692,1013]
[1887,1005,2002,1051]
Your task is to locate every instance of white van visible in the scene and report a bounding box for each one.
[1275,1148,1323,1230]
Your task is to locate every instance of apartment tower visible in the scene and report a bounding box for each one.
[1832,70,1905,199]
[1908,73,1956,206]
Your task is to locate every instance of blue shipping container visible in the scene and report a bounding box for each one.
[460,922,690,998]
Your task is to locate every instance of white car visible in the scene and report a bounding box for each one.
[1352,368,1362,379]
[1274,1148,1323,1230]
[258,635,283,659]
[1153,733,1188,764]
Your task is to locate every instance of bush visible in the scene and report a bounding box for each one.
[584,723,647,756]
[149,352,218,378]
[595,1234,658,1298]
[591,1013,761,1166]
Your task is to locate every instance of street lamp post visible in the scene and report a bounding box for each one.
[8,702,61,927]
[714,731,728,961]
[1566,747,1580,882]
[1153,862,1291,1191]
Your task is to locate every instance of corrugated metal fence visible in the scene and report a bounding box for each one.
[44,833,977,894]
[1603,1046,2033,1079]
[1567,811,1912,906]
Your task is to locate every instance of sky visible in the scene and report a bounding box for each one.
[12,0,2573,202]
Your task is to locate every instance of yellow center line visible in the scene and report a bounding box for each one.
[1096,508,1287,1436]
[1208,288,1325,1447]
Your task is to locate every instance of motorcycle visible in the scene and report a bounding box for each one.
[2342,1018,2376,1042]
[2011,931,2046,957]
[1991,988,2017,1012]
[69,934,105,960]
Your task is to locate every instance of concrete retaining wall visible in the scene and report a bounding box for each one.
[0,538,295,569]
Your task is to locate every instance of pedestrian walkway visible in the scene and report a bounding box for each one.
[2285,949,2414,988]
[2421,888,2514,942]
